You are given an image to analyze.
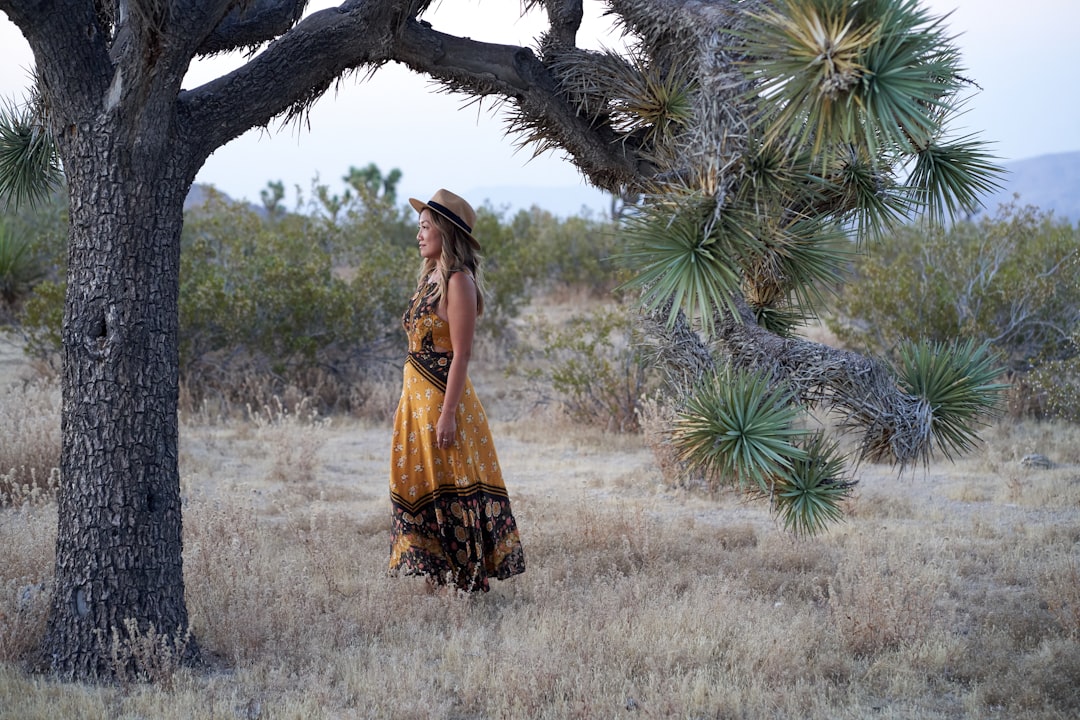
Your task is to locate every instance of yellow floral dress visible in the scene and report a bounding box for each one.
[388,278,525,591]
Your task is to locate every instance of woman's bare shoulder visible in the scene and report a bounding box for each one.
[447,270,477,292]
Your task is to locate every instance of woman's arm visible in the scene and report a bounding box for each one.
[437,272,478,447]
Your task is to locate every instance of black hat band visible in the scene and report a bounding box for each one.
[427,200,472,236]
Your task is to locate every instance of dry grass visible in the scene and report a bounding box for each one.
[0,376,60,505]
[2,332,1080,719]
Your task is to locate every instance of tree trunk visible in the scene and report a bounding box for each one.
[39,122,195,678]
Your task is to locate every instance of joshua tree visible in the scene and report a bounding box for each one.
[0,0,1003,680]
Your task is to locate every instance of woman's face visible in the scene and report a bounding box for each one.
[416,209,444,261]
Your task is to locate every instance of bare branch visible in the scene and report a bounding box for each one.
[196,0,310,55]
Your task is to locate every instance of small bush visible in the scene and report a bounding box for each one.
[513,303,655,432]
[0,218,44,314]
[11,173,621,413]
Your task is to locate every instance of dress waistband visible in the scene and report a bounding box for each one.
[406,350,451,391]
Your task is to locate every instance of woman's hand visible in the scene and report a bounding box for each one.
[436,411,457,449]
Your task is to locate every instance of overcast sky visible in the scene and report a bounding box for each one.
[2,0,1078,213]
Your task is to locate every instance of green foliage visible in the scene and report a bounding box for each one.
[343,163,402,204]
[770,432,852,537]
[14,170,617,411]
[830,203,1080,418]
[620,195,758,329]
[19,279,64,360]
[0,187,65,325]
[178,188,416,389]
[515,304,654,433]
[670,365,856,536]
[0,95,62,211]
[739,0,1002,228]
[672,366,807,491]
[0,217,44,308]
[895,338,1008,461]
[475,204,621,341]
[1022,356,1080,422]
[619,194,851,336]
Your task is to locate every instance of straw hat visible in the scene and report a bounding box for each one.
[409,189,480,250]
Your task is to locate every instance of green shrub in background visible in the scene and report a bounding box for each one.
[470,203,620,342]
[830,202,1079,418]
[0,192,65,324]
[513,302,655,432]
[11,172,622,414]
[18,278,63,362]
[504,206,622,296]
[0,218,43,309]
[178,187,417,409]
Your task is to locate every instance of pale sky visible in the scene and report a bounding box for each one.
[1,0,1078,213]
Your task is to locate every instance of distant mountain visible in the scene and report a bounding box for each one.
[976,150,1080,224]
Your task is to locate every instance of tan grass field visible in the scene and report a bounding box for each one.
[1,318,1079,719]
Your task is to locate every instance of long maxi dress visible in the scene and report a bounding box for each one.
[388,277,525,591]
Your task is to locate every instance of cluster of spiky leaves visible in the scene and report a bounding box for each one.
[671,365,856,536]
[619,191,850,332]
[738,0,1002,228]
[568,0,1004,330]
[0,95,61,211]
[895,338,1008,462]
[769,431,854,536]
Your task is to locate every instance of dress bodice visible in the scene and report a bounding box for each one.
[403,281,454,355]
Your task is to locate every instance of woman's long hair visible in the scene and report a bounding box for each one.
[417,210,486,316]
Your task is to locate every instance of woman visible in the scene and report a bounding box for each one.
[388,189,525,592]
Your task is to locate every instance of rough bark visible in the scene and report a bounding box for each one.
[44,157,192,677]
[27,3,196,672]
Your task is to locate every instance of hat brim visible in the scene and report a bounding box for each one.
[410,197,481,251]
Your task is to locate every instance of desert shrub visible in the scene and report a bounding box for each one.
[830,202,1080,418]
[0,194,65,324]
[502,205,622,296]
[178,189,419,410]
[11,174,618,412]
[513,302,655,432]
[15,184,420,413]
[1016,355,1080,422]
[18,278,63,363]
[0,218,43,311]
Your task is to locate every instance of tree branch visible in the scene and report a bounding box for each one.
[641,296,933,467]
[393,18,639,190]
[1,0,114,119]
[195,0,310,55]
[180,1,638,190]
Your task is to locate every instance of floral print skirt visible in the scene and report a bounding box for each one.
[388,359,525,591]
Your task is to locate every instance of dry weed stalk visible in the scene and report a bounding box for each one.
[101,618,193,689]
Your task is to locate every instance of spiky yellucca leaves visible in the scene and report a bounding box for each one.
[0,95,62,211]
[895,338,1009,463]
[671,366,857,536]
[740,0,1003,223]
